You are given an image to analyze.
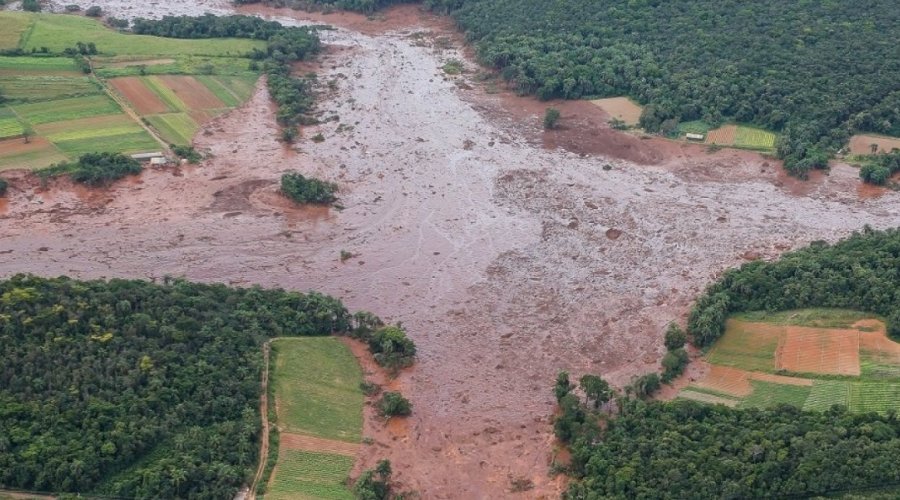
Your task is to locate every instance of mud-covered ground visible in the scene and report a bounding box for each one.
[4,2,900,498]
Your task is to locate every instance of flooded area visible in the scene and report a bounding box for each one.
[5,2,900,497]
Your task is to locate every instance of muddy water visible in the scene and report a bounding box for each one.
[6,2,900,498]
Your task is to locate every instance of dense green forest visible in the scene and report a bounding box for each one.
[244,0,900,177]
[132,15,321,126]
[559,397,900,499]
[0,275,352,498]
[688,227,900,347]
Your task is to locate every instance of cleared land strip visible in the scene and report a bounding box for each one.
[280,433,361,457]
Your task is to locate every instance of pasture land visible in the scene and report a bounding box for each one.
[0,137,68,171]
[17,13,264,57]
[146,113,198,145]
[12,95,121,125]
[849,134,900,155]
[703,124,777,151]
[266,338,364,499]
[0,56,79,75]
[93,56,258,79]
[0,75,100,103]
[589,97,643,126]
[0,117,24,140]
[0,12,31,50]
[682,310,900,413]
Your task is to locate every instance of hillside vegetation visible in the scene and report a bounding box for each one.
[0,275,352,498]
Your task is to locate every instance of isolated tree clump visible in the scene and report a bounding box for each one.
[368,325,416,370]
[280,171,337,204]
[354,459,394,500]
[0,178,8,196]
[37,152,142,186]
[84,5,102,16]
[663,323,686,351]
[377,392,412,417]
[543,107,560,129]
[22,0,40,12]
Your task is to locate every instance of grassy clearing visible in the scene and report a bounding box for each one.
[0,12,32,50]
[734,309,876,329]
[676,120,711,136]
[739,380,812,409]
[0,56,78,73]
[266,450,354,500]
[271,338,364,442]
[706,320,778,371]
[93,56,258,79]
[18,13,264,57]
[142,76,188,112]
[734,125,777,150]
[12,95,121,125]
[0,138,68,171]
[146,113,197,145]
[196,75,258,107]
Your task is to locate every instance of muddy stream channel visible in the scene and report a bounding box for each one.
[3,2,900,497]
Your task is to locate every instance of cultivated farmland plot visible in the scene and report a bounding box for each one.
[683,310,900,413]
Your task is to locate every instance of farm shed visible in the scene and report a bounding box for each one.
[130,151,165,161]
[686,133,705,141]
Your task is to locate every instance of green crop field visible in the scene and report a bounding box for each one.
[266,450,355,500]
[0,56,78,75]
[0,12,31,50]
[734,125,777,150]
[12,95,121,125]
[54,132,160,157]
[94,56,259,79]
[141,76,187,112]
[196,75,259,107]
[738,380,812,409]
[0,75,100,103]
[676,120,711,136]
[0,117,24,139]
[734,309,876,329]
[850,383,900,414]
[0,140,69,171]
[802,380,850,412]
[705,320,778,372]
[271,337,364,442]
[17,13,264,57]
[146,113,197,145]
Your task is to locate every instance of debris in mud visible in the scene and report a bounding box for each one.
[741,250,762,261]
[606,228,623,240]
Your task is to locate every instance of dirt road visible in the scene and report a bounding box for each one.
[5,2,900,498]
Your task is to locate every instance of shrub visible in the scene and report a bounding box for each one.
[661,348,689,382]
[22,0,40,12]
[628,373,661,399]
[543,107,561,129]
[377,392,411,417]
[663,323,686,351]
[85,5,102,16]
[171,144,202,163]
[280,171,337,204]
[64,4,81,11]
[368,325,416,370]
[107,17,129,29]
[359,381,381,396]
[354,460,392,500]
[38,153,142,186]
[280,126,297,143]
[0,178,7,197]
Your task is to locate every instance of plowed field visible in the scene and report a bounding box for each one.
[109,77,170,114]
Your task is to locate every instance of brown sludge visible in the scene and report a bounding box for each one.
[4,1,900,498]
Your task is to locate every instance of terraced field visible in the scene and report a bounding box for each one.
[700,123,778,151]
[681,310,900,413]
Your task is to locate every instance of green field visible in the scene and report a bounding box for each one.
[271,337,364,442]
[676,120,711,136]
[734,125,777,150]
[16,13,264,57]
[0,117,24,139]
[196,75,259,107]
[0,140,69,171]
[683,309,900,414]
[266,450,355,500]
[266,337,363,499]
[12,95,121,125]
[146,113,197,145]
[705,320,779,372]
[93,56,258,79]
[0,56,78,74]
[0,75,100,102]
[0,11,31,50]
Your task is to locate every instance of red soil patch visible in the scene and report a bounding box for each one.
[157,75,224,110]
[849,134,900,155]
[706,125,737,146]
[109,77,169,115]
[279,432,361,456]
[0,136,54,156]
[694,365,752,396]
[777,326,860,376]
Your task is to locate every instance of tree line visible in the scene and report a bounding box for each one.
[688,227,900,347]
[0,275,362,498]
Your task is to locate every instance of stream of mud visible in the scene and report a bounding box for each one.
[4,2,900,498]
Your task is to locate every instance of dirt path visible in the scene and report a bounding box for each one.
[247,341,270,500]
[4,2,900,498]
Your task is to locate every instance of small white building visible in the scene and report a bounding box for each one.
[149,157,168,166]
[130,152,165,161]
[686,133,705,141]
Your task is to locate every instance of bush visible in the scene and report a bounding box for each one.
[354,460,393,500]
[0,178,7,197]
[22,0,40,12]
[107,17,129,29]
[85,5,102,16]
[280,171,337,204]
[543,107,561,129]
[628,373,661,399]
[171,144,202,163]
[64,4,81,11]
[38,152,142,186]
[663,323,686,351]
[369,325,416,370]
[377,392,412,417]
[661,348,689,382]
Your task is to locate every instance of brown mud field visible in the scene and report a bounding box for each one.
[8,1,900,498]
